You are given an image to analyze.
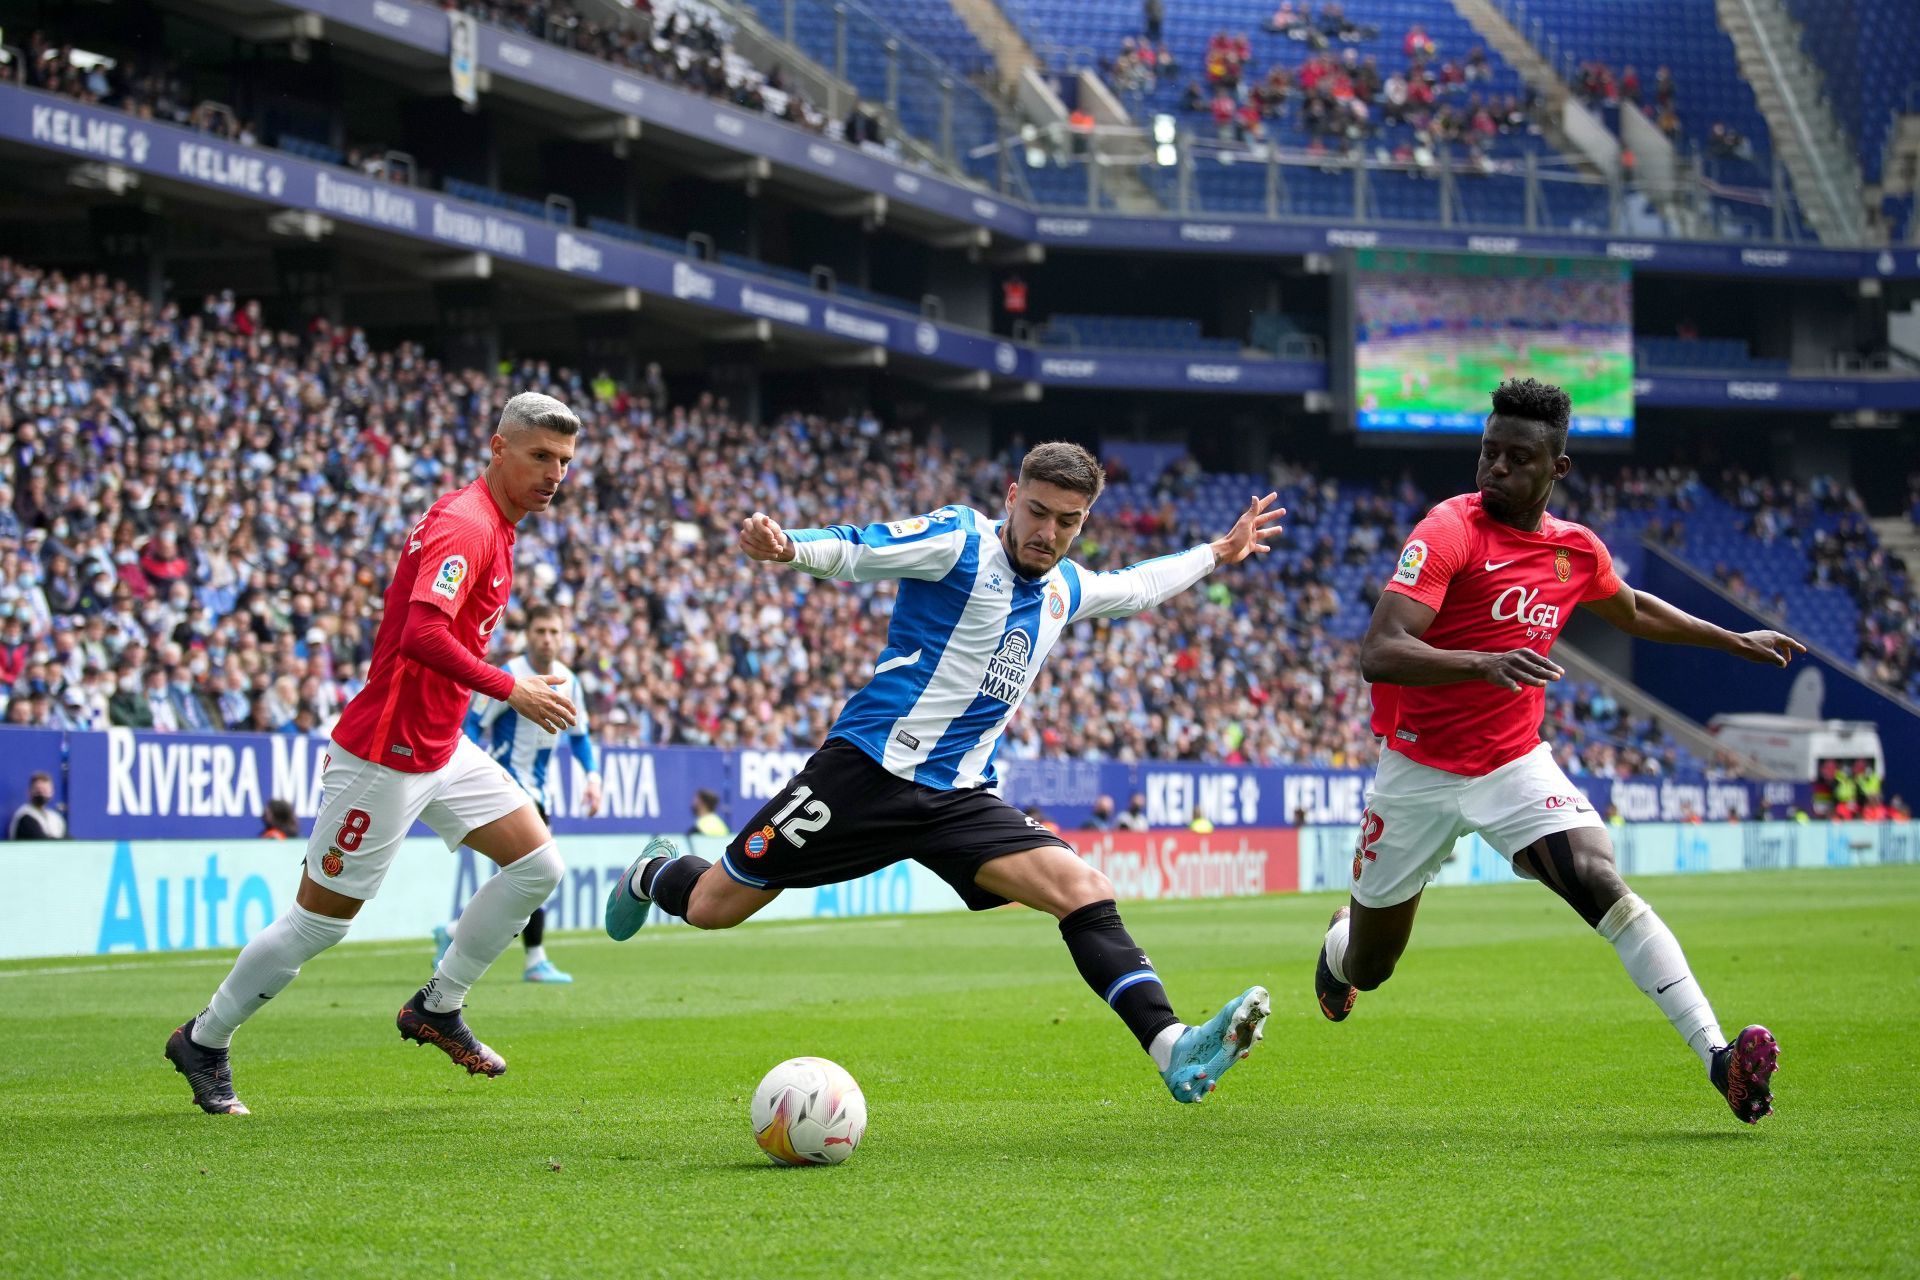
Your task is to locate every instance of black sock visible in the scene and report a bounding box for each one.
[1059,900,1179,1051]
[641,855,711,919]
[522,906,545,948]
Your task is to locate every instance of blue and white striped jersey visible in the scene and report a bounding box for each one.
[466,653,600,806]
[788,504,1216,792]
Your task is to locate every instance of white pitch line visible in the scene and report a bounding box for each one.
[0,918,913,977]
[0,942,432,979]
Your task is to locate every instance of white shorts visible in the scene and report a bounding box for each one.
[305,736,532,900]
[1349,741,1606,909]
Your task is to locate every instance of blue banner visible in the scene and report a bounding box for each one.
[1634,373,1920,411]
[1031,353,1326,393]
[1030,215,1920,281]
[39,726,1806,840]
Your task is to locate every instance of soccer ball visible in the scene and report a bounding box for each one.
[751,1056,867,1166]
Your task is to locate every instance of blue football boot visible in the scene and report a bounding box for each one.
[605,836,679,941]
[1161,985,1271,1103]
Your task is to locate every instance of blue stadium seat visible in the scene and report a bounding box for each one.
[1519,0,1775,186]
[1039,313,1242,352]
[1782,0,1916,184]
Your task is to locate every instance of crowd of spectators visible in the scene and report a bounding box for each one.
[0,258,1723,777]
[448,0,834,134]
[1129,8,1537,166]
[1557,465,1918,700]
[13,31,259,141]
[16,2,844,176]
[1570,55,1761,171]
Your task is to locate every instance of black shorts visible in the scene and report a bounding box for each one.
[720,738,1074,911]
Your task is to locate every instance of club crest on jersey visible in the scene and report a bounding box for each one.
[886,517,931,538]
[321,847,344,878]
[980,629,1033,704]
[1394,539,1428,586]
[1046,588,1066,619]
[743,825,776,858]
[1555,548,1572,582]
[1352,852,1364,881]
[431,554,468,601]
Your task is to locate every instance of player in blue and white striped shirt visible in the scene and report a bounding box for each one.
[607,442,1289,1104]
[434,604,603,984]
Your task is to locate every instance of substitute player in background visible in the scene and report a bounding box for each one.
[607,443,1287,1104]
[1315,378,1803,1124]
[166,393,583,1115]
[434,602,605,983]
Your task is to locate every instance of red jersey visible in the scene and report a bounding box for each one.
[332,478,516,773]
[1370,493,1622,777]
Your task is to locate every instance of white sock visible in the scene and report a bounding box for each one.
[1147,1022,1185,1072]
[1596,894,1724,1066]
[523,945,547,969]
[192,904,352,1049]
[1323,913,1352,986]
[628,858,655,900]
[426,842,564,1013]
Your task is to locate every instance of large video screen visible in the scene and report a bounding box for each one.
[1354,249,1633,437]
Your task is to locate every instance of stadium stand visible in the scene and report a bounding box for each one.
[1515,0,1773,188]
[735,0,1005,180]
[1049,0,1627,226]
[1782,0,1918,186]
[1633,335,1790,373]
[11,6,865,190]
[0,258,1723,776]
[447,0,844,136]
[1558,468,1917,700]
[1035,315,1244,352]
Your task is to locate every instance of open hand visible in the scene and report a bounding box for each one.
[1209,492,1287,566]
[740,511,795,563]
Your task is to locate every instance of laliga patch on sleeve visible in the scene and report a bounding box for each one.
[432,554,468,600]
[886,517,931,538]
[1394,539,1428,586]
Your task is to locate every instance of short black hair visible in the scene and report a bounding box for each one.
[1019,442,1105,503]
[1488,377,1571,453]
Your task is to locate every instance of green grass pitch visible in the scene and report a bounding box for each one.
[1359,344,1635,420]
[3,866,1915,1278]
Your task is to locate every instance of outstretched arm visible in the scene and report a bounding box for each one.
[739,509,967,583]
[1071,493,1285,621]
[1579,585,1805,667]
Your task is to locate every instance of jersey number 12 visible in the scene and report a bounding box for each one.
[771,785,833,847]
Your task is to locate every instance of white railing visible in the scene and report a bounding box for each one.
[1734,0,1861,240]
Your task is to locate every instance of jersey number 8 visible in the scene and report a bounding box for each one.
[335,808,373,852]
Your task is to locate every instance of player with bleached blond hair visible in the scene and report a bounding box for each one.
[167,392,584,1115]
